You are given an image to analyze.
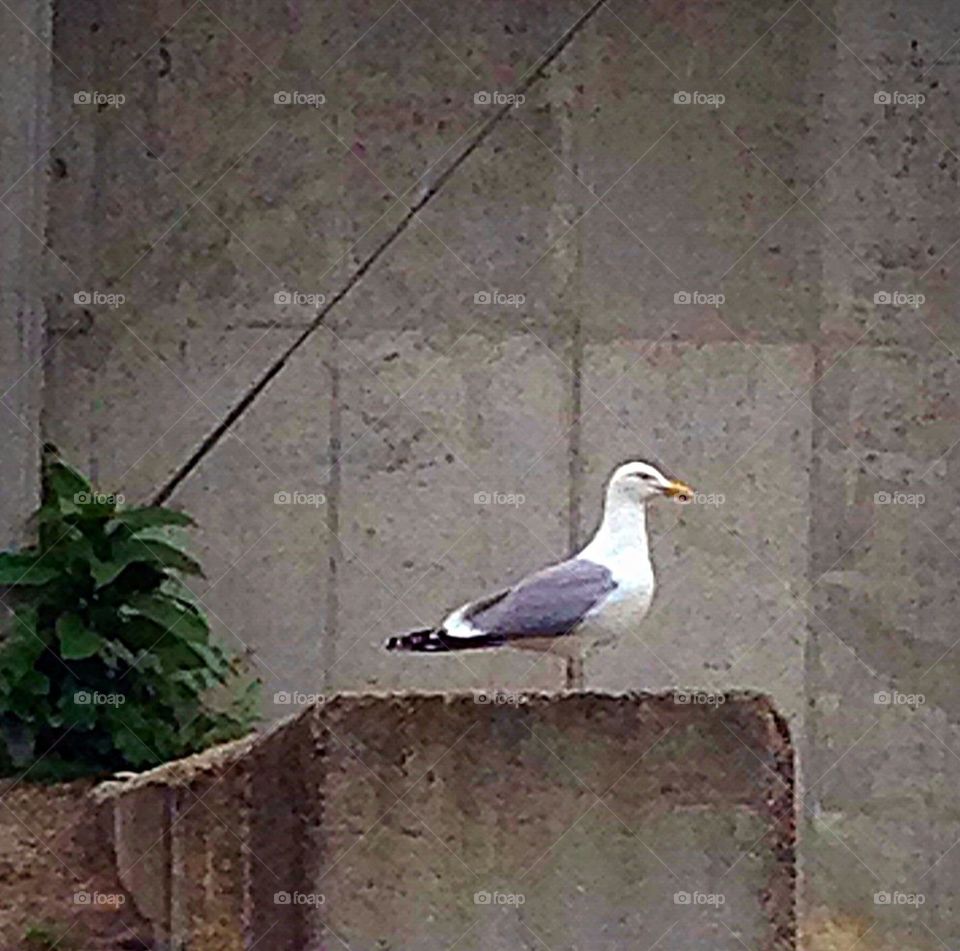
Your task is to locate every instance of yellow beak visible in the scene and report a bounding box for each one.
[662,480,694,501]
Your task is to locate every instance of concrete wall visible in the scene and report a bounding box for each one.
[7,0,955,944]
[92,691,796,951]
[0,0,51,547]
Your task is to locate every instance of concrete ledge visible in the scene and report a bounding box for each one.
[93,691,796,950]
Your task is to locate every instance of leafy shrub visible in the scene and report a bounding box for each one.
[0,446,259,779]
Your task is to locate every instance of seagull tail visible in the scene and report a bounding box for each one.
[385,627,450,652]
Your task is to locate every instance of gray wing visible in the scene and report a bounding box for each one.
[462,559,616,639]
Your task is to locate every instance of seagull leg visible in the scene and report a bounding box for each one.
[565,651,583,691]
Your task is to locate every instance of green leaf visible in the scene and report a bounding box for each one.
[186,640,230,678]
[0,608,48,678]
[0,552,60,586]
[160,577,203,608]
[100,638,141,670]
[93,538,203,587]
[45,460,91,505]
[0,450,257,779]
[120,593,210,643]
[58,686,98,730]
[56,614,102,660]
[109,507,195,532]
[171,668,219,692]
[15,669,50,697]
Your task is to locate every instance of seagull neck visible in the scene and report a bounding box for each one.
[581,500,650,563]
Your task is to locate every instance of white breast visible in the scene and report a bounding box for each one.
[577,555,655,654]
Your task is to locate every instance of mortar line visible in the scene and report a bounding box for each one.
[151,0,610,506]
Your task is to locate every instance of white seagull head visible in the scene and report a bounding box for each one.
[605,460,693,507]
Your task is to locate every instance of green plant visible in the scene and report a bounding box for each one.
[0,446,259,779]
[22,921,73,950]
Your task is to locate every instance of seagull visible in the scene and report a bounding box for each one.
[385,460,692,680]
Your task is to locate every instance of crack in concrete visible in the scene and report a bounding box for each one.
[153,0,608,505]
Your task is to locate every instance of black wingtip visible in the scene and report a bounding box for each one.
[385,628,448,652]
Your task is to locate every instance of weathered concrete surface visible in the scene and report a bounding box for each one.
[13,0,959,943]
[580,343,812,735]
[797,4,960,946]
[94,692,797,950]
[0,0,51,547]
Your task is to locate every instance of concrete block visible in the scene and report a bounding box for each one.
[111,785,173,945]
[169,774,249,951]
[96,691,796,950]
